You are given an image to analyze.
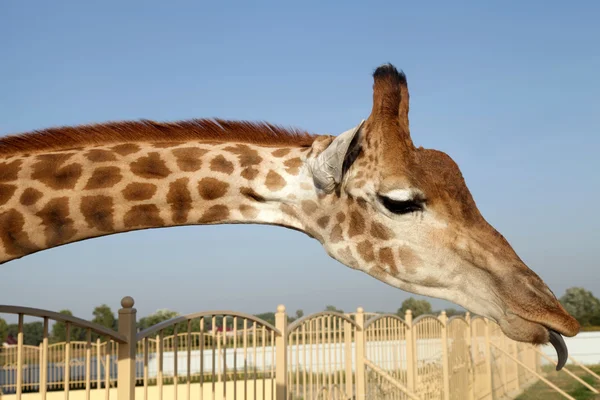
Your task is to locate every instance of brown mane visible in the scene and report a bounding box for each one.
[0,118,318,156]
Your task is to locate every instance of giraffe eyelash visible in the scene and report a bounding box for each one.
[378,195,425,215]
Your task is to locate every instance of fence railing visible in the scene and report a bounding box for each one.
[0,296,563,400]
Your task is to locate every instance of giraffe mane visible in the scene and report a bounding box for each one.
[0,118,318,156]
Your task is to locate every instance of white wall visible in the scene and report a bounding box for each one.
[540,331,600,365]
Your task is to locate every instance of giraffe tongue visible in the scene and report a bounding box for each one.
[548,329,568,371]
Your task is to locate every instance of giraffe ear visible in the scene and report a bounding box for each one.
[308,120,365,192]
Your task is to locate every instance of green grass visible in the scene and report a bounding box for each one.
[517,364,600,400]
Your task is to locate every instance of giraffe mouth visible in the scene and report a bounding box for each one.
[548,329,568,371]
[498,310,573,371]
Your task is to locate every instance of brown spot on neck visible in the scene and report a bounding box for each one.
[265,171,286,191]
[272,148,291,157]
[0,209,40,256]
[35,197,76,247]
[378,247,397,275]
[210,155,235,174]
[19,188,43,206]
[301,200,318,215]
[85,149,117,162]
[224,144,262,180]
[167,178,193,224]
[330,224,343,243]
[348,211,365,237]
[0,184,17,206]
[130,152,171,179]
[122,183,157,201]
[84,166,122,190]
[240,204,259,219]
[316,215,330,229]
[337,246,360,269]
[198,178,229,200]
[111,143,141,156]
[80,195,115,232]
[172,147,208,172]
[284,157,303,175]
[199,205,229,223]
[0,160,22,182]
[31,154,82,190]
[124,204,164,228]
[357,240,375,262]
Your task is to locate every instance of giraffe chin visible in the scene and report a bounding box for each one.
[498,313,568,371]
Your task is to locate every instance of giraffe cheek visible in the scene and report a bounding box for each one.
[397,245,421,275]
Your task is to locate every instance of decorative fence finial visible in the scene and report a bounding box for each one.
[121,296,134,309]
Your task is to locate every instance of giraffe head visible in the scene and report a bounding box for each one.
[306,64,578,365]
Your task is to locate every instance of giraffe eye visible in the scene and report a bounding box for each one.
[378,195,424,215]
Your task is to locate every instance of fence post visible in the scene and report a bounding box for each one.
[344,319,353,399]
[404,310,416,393]
[40,317,48,400]
[118,296,137,400]
[483,318,494,400]
[512,341,520,392]
[465,312,475,400]
[439,311,450,400]
[275,305,288,400]
[97,339,102,389]
[17,314,23,400]
[500,333,508,397]
[354,307,366,400]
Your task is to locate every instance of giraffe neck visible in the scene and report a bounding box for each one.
[0,140,319,264]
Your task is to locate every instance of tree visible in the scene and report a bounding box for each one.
[22,322,44,345]
[254,312,276,326]
[0,317,7,343]
[397,297,432,318]
[560,287,600,326]
[324,305,344,314]
[51,310,86,343]
[137,309,180,336]
[91,304,117,341]
[295,310,304,319]
[443,308,465,318]
[92,304,116,330]
[0,318,45,346]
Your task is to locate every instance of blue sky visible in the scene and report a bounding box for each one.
[1,1,598,322]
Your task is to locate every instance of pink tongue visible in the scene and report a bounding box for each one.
[548,329,568,371]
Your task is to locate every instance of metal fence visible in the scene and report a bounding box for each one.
[0,296,563,400]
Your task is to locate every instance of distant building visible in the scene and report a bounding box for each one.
[2,334,17,347]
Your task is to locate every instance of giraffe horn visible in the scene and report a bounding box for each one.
[397,69,414,148]
[370,63,414,148]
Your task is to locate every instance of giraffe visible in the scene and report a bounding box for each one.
[0,64,578,368]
